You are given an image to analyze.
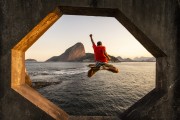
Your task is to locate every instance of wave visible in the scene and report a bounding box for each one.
[28,67,88,76]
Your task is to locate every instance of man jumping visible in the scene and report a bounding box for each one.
[88,34,119,77]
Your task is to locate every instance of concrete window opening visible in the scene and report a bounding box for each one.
[11,7,166,120]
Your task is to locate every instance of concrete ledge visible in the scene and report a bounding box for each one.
[12,84,69,120]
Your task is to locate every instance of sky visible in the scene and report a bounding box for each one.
[25,15,152,61]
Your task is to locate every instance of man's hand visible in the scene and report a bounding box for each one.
[108,56,111,61]
[89,34,95,45]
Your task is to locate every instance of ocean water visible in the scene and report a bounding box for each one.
[26,62,155,116]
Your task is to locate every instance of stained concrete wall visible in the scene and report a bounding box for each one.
[0,0,179,120]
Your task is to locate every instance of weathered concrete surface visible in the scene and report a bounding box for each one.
[0,0,179,120]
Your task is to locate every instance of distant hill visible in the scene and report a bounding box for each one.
[117,56,134,62]
[123,58,134,62]
[116,56,124,61]
[133,57,156,62]
[109,55,120,62]
[25,59,37,62]
[117,56,156,62]
[145,57,156,62]
[46,42,86,62]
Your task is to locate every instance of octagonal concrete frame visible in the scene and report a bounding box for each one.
[11,7,166,120]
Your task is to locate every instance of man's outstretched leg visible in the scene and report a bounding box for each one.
[107,66,119,73]
[88,68,100,77]
[103,63,119,73]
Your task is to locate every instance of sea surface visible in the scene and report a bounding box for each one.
[26,62,155,116]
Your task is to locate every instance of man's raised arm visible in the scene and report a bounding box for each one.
[89,34,95,46]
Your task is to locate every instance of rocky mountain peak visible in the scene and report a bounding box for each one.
[46,42,86,62]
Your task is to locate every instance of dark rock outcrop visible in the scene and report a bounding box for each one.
[46,42,86,62]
